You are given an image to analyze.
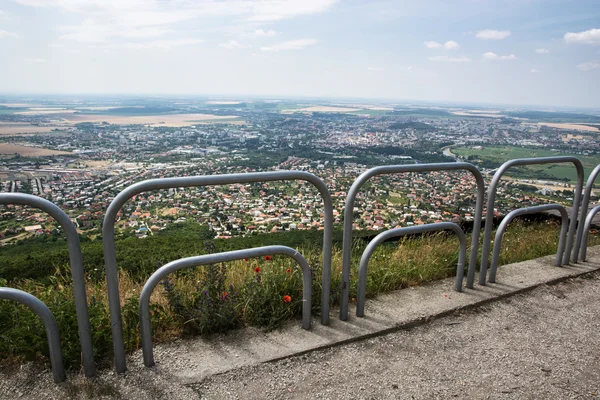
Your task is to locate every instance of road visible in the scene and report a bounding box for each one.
[196,273,600,399]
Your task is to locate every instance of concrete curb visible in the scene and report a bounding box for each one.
[138,245,600,385]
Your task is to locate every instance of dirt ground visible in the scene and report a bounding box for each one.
[0,143,71,157]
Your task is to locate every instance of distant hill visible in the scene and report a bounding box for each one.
[389,121,436,131]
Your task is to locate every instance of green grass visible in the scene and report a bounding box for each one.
[453,145,600,182]
[0,220,598,371]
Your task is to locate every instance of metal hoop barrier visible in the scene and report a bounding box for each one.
[0,288,65,383]
[575,164,600,261]
[340,162,484,320]
[103,171,333,373]
[579,205,600,262]
[488,204,568,283]
[139,245,312,367]
[0,193,95,377]
[356,222,467,317]
[479,156,584,285]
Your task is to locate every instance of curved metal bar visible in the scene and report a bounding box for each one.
[580,205,600,262]
[575,164,600,261]
[341,162,484,320]
[0,193,95,377]
[356,222,466,317]
[479,156,584,285]
[104,171,332,372]
[0,287,65,383]
[139,245,312,367]
[488,204,568,283]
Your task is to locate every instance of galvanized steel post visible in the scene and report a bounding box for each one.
[0,193,95,377]
[0,288,65,383]
[139,245,312,367]
[103,171,333,373]
[579,205,600,262]
[488,204,568,283]
[479,157,584,285]
[356,222,467,317]
[340,163,484,320]
[575,164,600,261]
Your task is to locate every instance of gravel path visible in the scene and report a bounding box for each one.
[2,273,600,399]
[194,274,600,399]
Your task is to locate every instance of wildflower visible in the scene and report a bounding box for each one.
[283,295,292,303]
[222,291,228,300]
[265,255,271,261]
[244,258,249,262]
[286,268,291,274]
[254,266,261,273]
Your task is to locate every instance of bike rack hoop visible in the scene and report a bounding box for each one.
[488,204,569,283]
[103,171,333,373]
[0,193,95,377]
[340,162,484,320]
[0,287,65,383]
[356,222,467,318]
[479,156,584,285]
[139,245,312,368]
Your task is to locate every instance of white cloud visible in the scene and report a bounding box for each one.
[482,52,517,60]
[424,41,442,49]
[577,61,600,71]
[219,40,250,49]
[242,28,277,39]
[476,29,511,40]
[0,29,18,38]
[260,38,318,52]
[564,28,600,45]
[48,43,65,48]
[530,68,539,73]
[91,38,204,50]
[443,40,460,50]
[535,48,550,54]
[367,66,383,71]
[429,55,471,63]
[424,40,459,50]
[24,57,46,63]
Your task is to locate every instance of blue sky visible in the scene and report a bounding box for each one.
[0,0,599,108]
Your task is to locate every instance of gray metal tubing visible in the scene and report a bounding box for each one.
[356,222,466,317]
[139,245,312,367]
[0,287,65,383]
[576,164,600,261]
[488,204,568,283]
[0,193,95,377]
[341,162,484,320]
[479,156,583,285]
[104,171,332,373]
[580,205,600,261]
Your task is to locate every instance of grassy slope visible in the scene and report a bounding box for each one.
[1,220,598,370]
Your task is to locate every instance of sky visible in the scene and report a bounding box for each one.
[0,0,600,108]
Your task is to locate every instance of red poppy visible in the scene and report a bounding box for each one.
[254,266,261,273]
[244,258,249,262]
[283,295,292,303]
[222,292,228,300]
[286,268,291,274]
[265,255,271,261]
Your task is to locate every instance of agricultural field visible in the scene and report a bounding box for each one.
[0,124,65,135]
[452,145,600,182]
[0,143,71,157]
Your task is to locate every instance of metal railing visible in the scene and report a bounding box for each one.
[579,205,600,262]
[340,163,484,320]
[139,245,312,367]
[103,171,333,373]
[575,164,600,261]
[479,157,584,285]
[0,288,65,383]
[356,222,466,317]
[488,204,568,283]
[0,193,95,377]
